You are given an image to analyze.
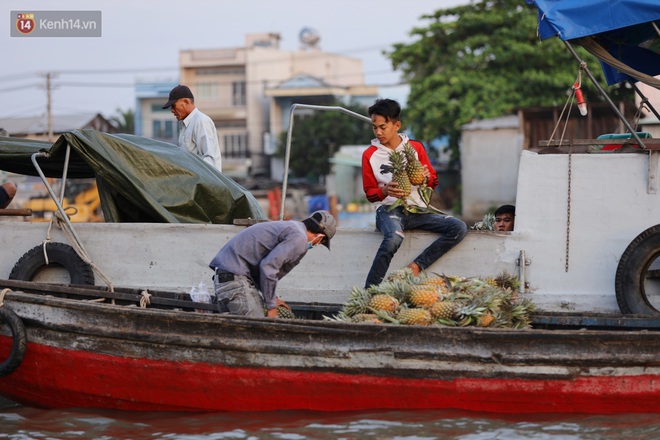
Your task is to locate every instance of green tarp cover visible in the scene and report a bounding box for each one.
[0,130,266,224]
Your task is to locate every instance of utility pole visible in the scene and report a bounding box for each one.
[40,72,58,142]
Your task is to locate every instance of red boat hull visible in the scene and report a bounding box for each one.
[1,339,658,413]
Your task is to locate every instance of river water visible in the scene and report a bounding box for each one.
[1,398,659,439]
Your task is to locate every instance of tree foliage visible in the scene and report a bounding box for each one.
[388,0,632,165]
[111,108,135,134]
[276,101,371,180]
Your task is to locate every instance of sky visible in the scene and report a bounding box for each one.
[1,0,470,122]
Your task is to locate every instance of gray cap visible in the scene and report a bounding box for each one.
[309,210,337,250]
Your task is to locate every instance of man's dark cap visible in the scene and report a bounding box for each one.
[162,85,194,109]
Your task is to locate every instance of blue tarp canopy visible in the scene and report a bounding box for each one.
[528,0,660,85]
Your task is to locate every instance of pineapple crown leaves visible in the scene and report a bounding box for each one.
[495,271,522,291]
[342,285,373,317]
[427,272,455,289]
[471,213,496,231]
[323,311,350,322]
[369,280,410,303]
[435,317,458,327]
[386,184,447,216]
[383,149,407,171]
[385,267,417,282]
[367,306,399,324]
[403,142,416,157]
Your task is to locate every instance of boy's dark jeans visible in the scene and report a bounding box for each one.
[365,205,467,288]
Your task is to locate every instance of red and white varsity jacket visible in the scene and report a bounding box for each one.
[361,134,438,208]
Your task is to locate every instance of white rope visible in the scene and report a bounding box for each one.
[140,290,151,309]
[0,288,9,308]
[44,207,115,292]
[139,290,151,308]
[548,80,577,144]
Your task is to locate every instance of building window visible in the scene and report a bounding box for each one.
[232,81,246,106]
[153,120,175,141]
[224,133,249,158]
[196,67,245,75]
[151,104,171,113]
[196,82,220,100]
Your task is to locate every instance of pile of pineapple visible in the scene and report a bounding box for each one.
[327,268,536,328]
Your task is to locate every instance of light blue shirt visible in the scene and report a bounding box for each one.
[179,108,222,171]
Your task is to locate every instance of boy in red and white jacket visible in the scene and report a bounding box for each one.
[361,99,467,288]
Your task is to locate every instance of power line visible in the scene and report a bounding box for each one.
[0,44,394,81]
[0,84,41,94]
[56,66,179,75]
[57,82,136,88]
[0,72,39,81]
[0,66,401,93]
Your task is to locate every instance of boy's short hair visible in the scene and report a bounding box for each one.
[495,205,515,217]
[368,98,401,122]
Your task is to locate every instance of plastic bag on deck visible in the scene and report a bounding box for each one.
[190,281,212,312]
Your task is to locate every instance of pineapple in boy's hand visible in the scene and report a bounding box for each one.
[404,142,426,186]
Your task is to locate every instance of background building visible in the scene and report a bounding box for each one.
[136,31,378,180]
[0,113,115,141]
[135,81,179,144]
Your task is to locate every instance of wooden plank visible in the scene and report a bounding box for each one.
[0,209,32,217]
[539,138,660,150]
[0,279,216,311]
[531,312,660,330]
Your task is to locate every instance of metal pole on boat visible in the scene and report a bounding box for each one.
[30,151,85,246]
[563,40,648,150]
[58,144,71,204]
[281,104,372,220]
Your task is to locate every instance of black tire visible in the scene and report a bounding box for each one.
[615,224,660,314]
[0,305,27,377]
[9,243,95,286]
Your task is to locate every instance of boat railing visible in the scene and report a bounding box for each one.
[280,104,372,220]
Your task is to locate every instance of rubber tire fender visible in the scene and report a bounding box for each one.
[615,224,660,314]
[0,305,27,377]
[9,242,95,285]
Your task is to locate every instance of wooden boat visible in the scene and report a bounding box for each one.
[1,0,660,413]
[0,279,659,414]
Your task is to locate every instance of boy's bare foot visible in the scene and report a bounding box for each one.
[406,262,421,277]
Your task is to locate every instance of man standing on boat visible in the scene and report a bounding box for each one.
[163,85,222,171]
[208,210,337,318]
[362,98,467,287]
